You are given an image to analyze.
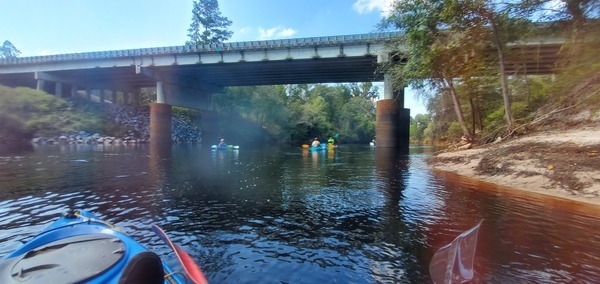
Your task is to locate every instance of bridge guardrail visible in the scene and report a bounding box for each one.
[0,32,399,65]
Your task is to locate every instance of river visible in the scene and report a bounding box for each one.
[1,144,599,283]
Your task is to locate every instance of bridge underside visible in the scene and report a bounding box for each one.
[0,41,562,90]
[0,56,384,91]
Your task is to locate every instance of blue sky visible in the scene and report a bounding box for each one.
[1,0,427,115]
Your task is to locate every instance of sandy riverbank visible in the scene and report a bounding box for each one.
[428,127,600,206]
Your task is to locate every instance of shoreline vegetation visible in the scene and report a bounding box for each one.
[425,71,600,207]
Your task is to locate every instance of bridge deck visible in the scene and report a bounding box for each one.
[0,32,562,90]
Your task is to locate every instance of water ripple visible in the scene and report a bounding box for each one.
[1,145,600,283]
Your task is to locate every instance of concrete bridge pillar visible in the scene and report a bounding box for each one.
[156,81,165,103]
[376,74,410,150]
[150,81,172,144]
[36,79,45,92]
[55,82,62,97]
[150,103,172,144]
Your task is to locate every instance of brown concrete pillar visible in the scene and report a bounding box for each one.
[150,103,172,144]
[376,99,410,150]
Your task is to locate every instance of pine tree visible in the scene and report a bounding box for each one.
[187,0,233,46]
[0,40,21,59]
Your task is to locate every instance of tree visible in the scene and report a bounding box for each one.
[187,0,233,46]
[381,0,544,140]
[338,96,376,142]
[1,40,21,59]
[410,113,433,144]
[441,0,533,129]
[381,0,477,140]
[349,82,379,99]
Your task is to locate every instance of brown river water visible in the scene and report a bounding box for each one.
[0,144,599,283]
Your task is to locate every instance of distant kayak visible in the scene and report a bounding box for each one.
[211,144,240,150]
[302,143,334,151]
[0,209,198,284]
[309,144,328,151]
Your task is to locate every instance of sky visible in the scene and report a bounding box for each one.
[1,0,427,115]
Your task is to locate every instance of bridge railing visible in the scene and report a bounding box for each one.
[0,32,399,65]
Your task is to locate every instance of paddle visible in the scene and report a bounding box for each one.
[429,220,483,284]
[151,225,209,284]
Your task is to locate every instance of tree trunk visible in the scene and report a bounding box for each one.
[444,78,472,141]
[469,96,476,133]
[489,18,513,129]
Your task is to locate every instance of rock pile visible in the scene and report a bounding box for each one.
[32,131,147,145]
[32,105,202,145]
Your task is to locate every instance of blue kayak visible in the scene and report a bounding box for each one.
[0,209,188,284]
[210,144,239,150]
[309,144,328,151]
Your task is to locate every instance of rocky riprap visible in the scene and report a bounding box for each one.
[32,105,202,145]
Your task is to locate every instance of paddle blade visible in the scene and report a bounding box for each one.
[429,220,482,284]
[152,225,209,284]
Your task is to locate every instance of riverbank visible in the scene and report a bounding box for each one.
[29,104,202,145]
[428,125,600,206]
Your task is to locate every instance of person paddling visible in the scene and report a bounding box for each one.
[311,138,321,147]
[218,138,227,147]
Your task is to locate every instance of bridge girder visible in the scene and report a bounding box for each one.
[0,32,563,93]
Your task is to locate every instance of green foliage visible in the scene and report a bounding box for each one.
[482,107,506,134]
[173,106,201,124]
[1,40,20,59]
[213,85,290,141]
[423,121,436,144]
[187,0,233,46]
[382,0,599,145]
[213,83,377,144]
[410,113,432,144]
[0,86,105,141]
[138,88,157,106]
[349,82,379,99]
[338,97,375,142]
[446,121,465,141]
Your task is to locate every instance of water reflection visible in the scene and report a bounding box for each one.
[430,171,600,283]
[0,143,33,156]
[0,145,600,283]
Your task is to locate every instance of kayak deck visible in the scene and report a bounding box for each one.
[0,209,186,284]
[0,234,125,283]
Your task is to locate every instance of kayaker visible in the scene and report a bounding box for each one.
[311,137,321,147]
[328,136,335,145]
[218,138,227,147]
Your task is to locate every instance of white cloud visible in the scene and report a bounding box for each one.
[352,0,395,17]
[238,26,253,34]
[258,26,297,40]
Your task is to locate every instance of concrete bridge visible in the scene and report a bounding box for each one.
[0,32,563,148]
